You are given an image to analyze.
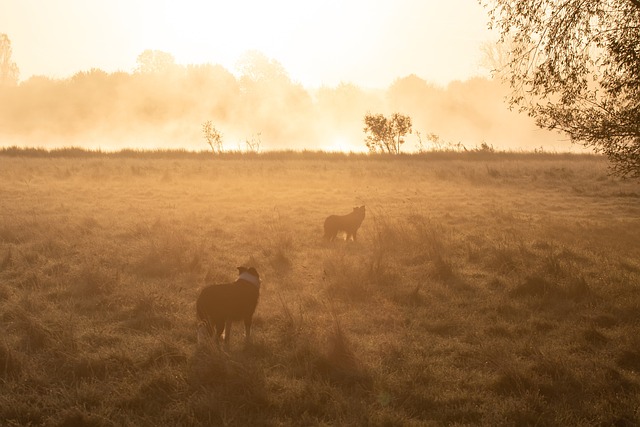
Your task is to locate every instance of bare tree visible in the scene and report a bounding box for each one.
[135,50,177,74]
[202,121,223,153]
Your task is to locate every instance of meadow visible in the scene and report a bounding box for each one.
[0,151,639,426]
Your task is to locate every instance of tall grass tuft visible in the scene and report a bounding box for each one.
[1,248,12,271]
[124,291,175,331]
[316,316,370,388]
[75,262,119,297]
[135,225,194,277]
[262,210,294,274]
[0,340,22,378]
[322,249,373,301]
[372,211,459,285]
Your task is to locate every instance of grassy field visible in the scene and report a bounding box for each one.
[0,152,639,426]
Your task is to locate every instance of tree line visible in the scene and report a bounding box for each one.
[0,39,559,154]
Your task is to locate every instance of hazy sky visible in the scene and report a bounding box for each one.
[2,0,494,88]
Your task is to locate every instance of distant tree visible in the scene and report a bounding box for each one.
[478,39,513,78]
[236,50,289,84]
[135,50,177,74]
[388,74,444,112]
[364,113,412,154]
[235,50,314,149]
[0,34,19,86]
[475,141,495,153]
[480,0,640,178]
[202,121,223,153]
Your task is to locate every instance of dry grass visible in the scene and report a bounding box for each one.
[0,152,639,426]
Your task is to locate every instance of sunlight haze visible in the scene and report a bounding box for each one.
[1,2,637,424]
[1,0,574,152]
[2,0,492,87]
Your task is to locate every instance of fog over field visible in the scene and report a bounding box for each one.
[0,2,582,154]
[0,51,572,154]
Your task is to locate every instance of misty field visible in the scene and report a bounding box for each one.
[1,152,639,426]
